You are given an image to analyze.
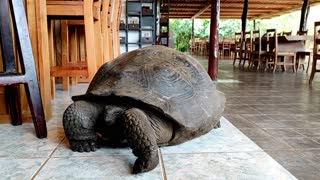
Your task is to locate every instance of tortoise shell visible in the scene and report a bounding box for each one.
[73,46,225,142]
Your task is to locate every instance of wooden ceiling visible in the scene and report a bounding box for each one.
[160,0,320,19]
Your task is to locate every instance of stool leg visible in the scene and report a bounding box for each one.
[10,0,47,138]
[24,82,47,138]
[5,85,22,125]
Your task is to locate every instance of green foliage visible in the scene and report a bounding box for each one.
[219,19,241,37]
[194,19,210,38]
[169,19,192,52]
[169,5,320,52]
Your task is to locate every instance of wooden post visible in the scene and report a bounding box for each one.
[241,0,248,58]
[253,19,256,30]
[299,0,310,31]
[208,0,220,81]
[191,19,194,39]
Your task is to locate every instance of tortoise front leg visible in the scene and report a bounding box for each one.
[63,101,103,152]
[122,108,159,174]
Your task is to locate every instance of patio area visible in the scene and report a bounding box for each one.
[1,55,319,179]
[198,55,320,179]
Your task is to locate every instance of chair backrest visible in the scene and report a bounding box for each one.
[266,29,278,54]
[244,30,252,52]
[314,21,320,57]
[251,30,261,52]
[282,31,292,36]
[234,32,242,50]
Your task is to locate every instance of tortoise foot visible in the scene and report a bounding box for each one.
[133,151,159,174]
[69,140,97,152]
[123,108,159,174]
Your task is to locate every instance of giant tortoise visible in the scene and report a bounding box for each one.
[63,45,225,173]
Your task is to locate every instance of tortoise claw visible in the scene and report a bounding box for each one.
[69,140,97,152]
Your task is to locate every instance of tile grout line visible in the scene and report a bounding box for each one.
[30,136,66,179]
[158,148,167,180]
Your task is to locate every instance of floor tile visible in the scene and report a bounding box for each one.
[264,128,303,138]
[251,137,293,150]
[162,152,296,180]
[0,123,64,158]
[238,128,271,139]
[265,150,313,167]
[161,117,262,154]
[280,137,320,149]
[285,165,320,180]
[34,156,163,179]
[0,158,46,179]
[294,128,320,137]
[249,120,287,128]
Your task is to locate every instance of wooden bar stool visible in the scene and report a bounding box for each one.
[309,21,320,84]
[47,0,101,97]
[0,0,47,138]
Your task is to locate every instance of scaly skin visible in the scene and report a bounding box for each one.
[122,108,159,174]
[63,101,104,152]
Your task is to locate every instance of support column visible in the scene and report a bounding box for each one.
[191,19,194,40]
[241,0,248,58]
[208,0,220,81]
[299,0,310,32]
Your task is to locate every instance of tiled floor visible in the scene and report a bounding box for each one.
[0,83,295,179]
[1,54,318,179]
[196,55,320,180]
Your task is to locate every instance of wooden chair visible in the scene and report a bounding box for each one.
[241,31,252,67]
[233,32,242,66]
[296,30,312,72]
[198,39,208,56]
[189,39,196,54]
[248,30,266,70]
[309,21,320,84]
[222,38,231,57]
[265,29,296,73]
[0,0,47,138]
[47,0,101,97]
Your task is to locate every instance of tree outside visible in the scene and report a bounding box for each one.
[169,5,320,52]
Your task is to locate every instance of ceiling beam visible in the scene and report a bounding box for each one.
[191,3,211,19]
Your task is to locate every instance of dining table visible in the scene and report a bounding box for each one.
[277,35,313,52]
[261,35,313,53]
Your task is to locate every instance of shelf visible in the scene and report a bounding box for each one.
[127,14,141,16]
[121,0,157,53]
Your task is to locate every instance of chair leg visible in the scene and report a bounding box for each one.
[309,59,317,84]
[24,82,47,138]
[272,56,277,73]
[292,55,296,73]
[5,85,22,126]
[306,55,311,73]
[233,53,237,65]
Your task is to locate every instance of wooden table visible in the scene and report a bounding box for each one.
[277,35,313,52]
[261,35,313,53]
